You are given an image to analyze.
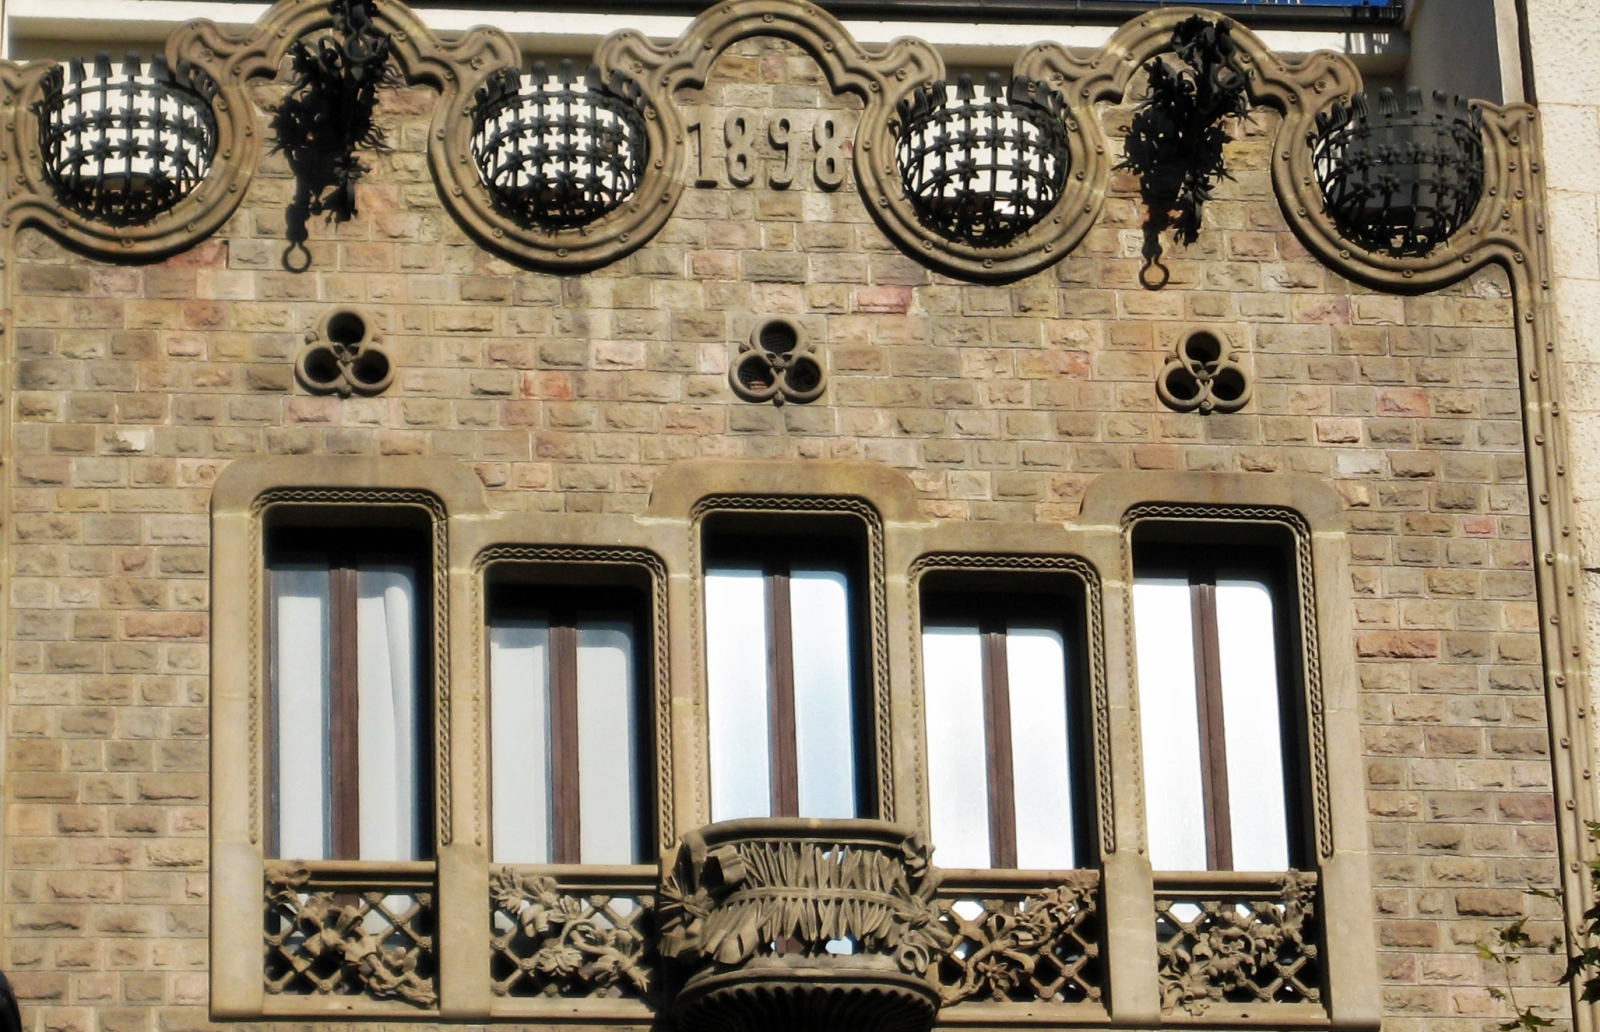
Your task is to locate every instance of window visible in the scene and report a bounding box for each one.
[1131,525,1309,872]
[487,572,653,865]
[267,519,431,861]
[920,572,1092,870]
[703,519,874,822]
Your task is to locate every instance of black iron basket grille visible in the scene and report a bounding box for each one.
[1312,87,1485,259]
[38,53,218,226]
[471,61,648,231]
[894,73,1071,248]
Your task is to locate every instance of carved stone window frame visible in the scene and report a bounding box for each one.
[689,493,895,822]
[907,552,1112,871]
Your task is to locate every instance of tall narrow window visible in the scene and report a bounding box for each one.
[1132,527,1308,873]
[921,576,1091,870]
[704,526,871,822]
[268,522,430,861]
[488,577,652,865]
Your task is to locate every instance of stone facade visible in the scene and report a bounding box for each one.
[0,6,1579,1032]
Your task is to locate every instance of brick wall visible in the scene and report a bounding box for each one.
[0,35,1564,1032]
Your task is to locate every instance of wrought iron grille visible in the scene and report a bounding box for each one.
[1312,87,1485,258]
[37,53,218,226]
[894,73,1071,247]
[471,61,648,231]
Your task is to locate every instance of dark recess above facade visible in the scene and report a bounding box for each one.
[412,0,1405,29]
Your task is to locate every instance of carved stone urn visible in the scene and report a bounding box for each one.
[658,818,947,1032]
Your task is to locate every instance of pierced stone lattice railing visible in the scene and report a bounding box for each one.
[264,860,437,1008]
[1153,870,1321,1017]
[932,869,1103,1008]
[490,865,658,999]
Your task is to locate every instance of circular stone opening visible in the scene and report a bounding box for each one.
[736,355,775,393]
[301,347,342,385]
[326,310,368,346]
[1163,366,1201,404]
[1181,331,1222,366]
[786,358,822,395]
[350,348,391,388]
[758,319,799,355]
[1210,365,1247,404]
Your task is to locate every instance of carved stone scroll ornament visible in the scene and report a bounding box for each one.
[489,869,657,999]
[1154,871,1320,1016]
[263,862,438,1008]
[659,818,948,1032]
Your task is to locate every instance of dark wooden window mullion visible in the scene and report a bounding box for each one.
[766,563,799,819]
[329,554,361,861]
[1190,572,1233,871]
[549,612,582,864]
[980,616,1018,870]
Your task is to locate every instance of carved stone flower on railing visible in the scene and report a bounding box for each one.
[894,73,1071,248]
[263,862,437,1008]
[1156,330,1250,414]
[1312,87,1485,259]
[489,868,655,998]
[730,317,825,406]
[37,53,218,226]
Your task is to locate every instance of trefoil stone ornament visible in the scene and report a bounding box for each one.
[1156,330,1250,414]
[731,317,826,406]
[37,53,218,226]
[296,309,394,396]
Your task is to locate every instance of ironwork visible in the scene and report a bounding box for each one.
[1119,15,1251,286]
[36,53,217,226]
[471,61,648,231]
[1312,87,1485,258]
[894,73,1071,247]
[272,0,394,264]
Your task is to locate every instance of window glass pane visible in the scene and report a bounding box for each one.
[1216,579,1290,870]
[490,617,552,864]
[356,560,422,862]
[1133,577,1208,871]
[790,564,857,819]
[576,616,640,864]
[706,566,771,821]
[1007,622,1075,869]
[922,623,990,868]
[273,561,330,860]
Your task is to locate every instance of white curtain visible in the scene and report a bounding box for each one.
[1133,578,1209,871]
[706,566,771,822]
[1216,579,1290,871]
[790,564,857,819]
[489,618,552,864]
[356,563,421,861]
[576,619,639,863]
[1133,575,1291,872]
[922,622,990,868]
[1006,622,1075,869]
[273,562,331,860]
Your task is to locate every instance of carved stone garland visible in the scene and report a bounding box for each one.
[489,869,657,999]
[264,862,438,1008]
[932,879,1102,1006]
